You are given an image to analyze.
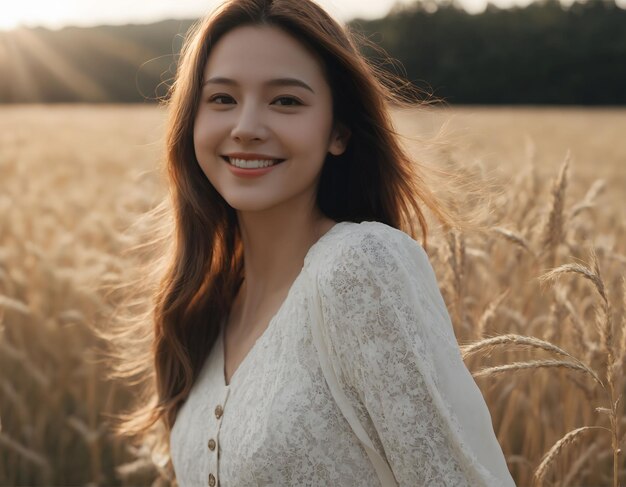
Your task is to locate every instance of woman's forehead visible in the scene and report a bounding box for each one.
[203,25,327,86]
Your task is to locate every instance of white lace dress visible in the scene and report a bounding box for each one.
[169,220,516,487]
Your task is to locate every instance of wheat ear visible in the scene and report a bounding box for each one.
[533,426,607,486]
[460,333,602,385]
[473,359,604,388]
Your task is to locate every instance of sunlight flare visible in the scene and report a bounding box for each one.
[11,28,108,102]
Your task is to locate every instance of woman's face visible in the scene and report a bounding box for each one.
[193,25,348,213]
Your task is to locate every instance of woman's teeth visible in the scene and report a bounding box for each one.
[227,157,282,169]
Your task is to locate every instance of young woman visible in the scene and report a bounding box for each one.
[113,0,517,485]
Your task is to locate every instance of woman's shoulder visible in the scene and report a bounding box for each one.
[308,220,427,281]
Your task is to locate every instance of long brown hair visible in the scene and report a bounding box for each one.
[104,0,478,478]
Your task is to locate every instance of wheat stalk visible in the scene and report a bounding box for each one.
[614,276,626,372]
[533,426,607,486]
[461,334,603,386]
[473,359,604,387]
[0,431,53,480]
[0,295,32,317]
[540,152,570,268]
[476,289,510,337]
[0,340,50,390]
[461,333,564,359]
[569,178,606,219]
[492,227,534,256]
[539,254,607,303]
[538,254,611,354]
[446,230,466,329]
[553,285,588,354]
[561,441,601,486]
[538,247,623,486]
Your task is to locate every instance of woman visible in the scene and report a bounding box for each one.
[112,0,516,485]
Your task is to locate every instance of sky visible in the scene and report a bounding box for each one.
[0,0,589,31]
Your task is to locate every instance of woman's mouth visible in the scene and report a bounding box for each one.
[222,156,286,169]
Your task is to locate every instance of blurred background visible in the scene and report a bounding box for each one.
[1,0,625,486]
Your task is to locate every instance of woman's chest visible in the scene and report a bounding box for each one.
[169,300,379,487]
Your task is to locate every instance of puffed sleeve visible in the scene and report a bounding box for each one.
[315,224,516,487]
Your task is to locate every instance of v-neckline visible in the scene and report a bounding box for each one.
[220,221,348,388]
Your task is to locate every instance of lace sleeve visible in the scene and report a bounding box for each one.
[316,224,516,487]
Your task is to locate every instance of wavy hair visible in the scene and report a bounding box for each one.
[103,0,480,480]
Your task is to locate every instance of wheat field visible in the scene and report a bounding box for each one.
[0,104,624,486]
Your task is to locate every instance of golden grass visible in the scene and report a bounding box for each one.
[0,104,624,486]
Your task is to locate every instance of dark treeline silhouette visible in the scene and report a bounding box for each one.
[353,0,626,104]
[0,0,623,104]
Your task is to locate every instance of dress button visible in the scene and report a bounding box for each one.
[208,473,216,486]
[208,438,216,450]
[215,404,223,419]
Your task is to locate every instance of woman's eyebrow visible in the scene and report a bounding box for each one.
[202,76,315,94]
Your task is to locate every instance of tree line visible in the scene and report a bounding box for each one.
[351,0,626,104]
[0,0,623,104]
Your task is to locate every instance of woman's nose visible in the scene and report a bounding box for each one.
[230,104,268,142]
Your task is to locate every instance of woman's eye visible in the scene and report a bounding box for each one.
[273,96,302,107]
[209,95,235,104]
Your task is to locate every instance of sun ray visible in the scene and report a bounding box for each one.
[11,27,109,102]
[0,36,8,101]
[2,31,42,102]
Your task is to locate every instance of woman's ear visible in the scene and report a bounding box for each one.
[328,122,351,156]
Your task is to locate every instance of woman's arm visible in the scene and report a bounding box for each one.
[316,224,516,487]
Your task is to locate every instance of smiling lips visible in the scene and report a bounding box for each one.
[222,152,286,169]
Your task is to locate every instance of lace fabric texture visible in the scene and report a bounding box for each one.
[169,221,516,487]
